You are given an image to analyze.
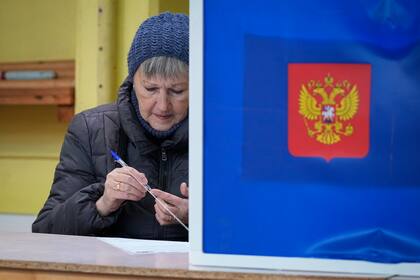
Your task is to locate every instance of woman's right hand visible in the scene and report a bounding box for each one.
[96,166,148,216]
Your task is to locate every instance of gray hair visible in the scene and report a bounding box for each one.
[139,56,188,79]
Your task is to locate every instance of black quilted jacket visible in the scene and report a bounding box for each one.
[32,79,189,241]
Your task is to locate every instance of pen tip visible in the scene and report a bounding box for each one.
[110,150,120,160]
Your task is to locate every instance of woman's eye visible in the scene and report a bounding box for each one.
[145,87,158,92]
[170,89,184,95]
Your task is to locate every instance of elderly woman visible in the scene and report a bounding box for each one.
[32,12,189,241]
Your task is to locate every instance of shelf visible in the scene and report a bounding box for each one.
[0,60,75,122]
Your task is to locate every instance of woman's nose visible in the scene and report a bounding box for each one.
[156,92,169,111]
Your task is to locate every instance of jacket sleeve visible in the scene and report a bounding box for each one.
[32,113,120,235]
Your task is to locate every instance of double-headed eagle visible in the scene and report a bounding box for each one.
[298,74,359,145]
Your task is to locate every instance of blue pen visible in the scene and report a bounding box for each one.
[110,150,189,231]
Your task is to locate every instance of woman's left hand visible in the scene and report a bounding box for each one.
[150,182,188,226]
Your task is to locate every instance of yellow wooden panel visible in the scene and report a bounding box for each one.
[115,0,154,96]
[76,0,118,112]
[0,158,57,214]
[0,0,76,62]
[97,0,117,108]
[75,0,100,112]
[0,0,76,215]
[0,106,65,214]
[159,0,189,14]
[0,106,67,158]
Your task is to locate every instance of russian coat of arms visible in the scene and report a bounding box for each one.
[298,74,359,145]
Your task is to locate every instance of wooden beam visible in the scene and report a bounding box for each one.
[0,60,75,121]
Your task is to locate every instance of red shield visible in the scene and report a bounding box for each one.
[288,63,371,161]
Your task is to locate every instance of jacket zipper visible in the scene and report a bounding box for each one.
[159,148,168,189]
[157,147,168,240]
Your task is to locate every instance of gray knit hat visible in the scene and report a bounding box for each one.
[127,12,189,79]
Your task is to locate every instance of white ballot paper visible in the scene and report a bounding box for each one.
[98,237,189,255]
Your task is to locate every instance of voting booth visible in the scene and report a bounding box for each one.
[190,0,420,276]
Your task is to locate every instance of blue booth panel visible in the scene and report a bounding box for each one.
[202,0,420,264]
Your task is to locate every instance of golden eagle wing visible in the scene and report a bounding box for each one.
[336,85,359,121]
[299,85,320,120]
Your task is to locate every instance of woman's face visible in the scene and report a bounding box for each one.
[133,69,189,131]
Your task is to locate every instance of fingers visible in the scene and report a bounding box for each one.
[155,205,175,225]
[98,167,150,216]
[112,183,145,201]
[123,166,148,186]
[112,174,146,195]
[114,167,148,192]
[103,167,149,203]
[107,167,147,193]
[155,198,178,215]
[151,189,182,205]
[153,192,179,225]
[151,188,189,226]
[155,213,173,225]
[180,182,189,198]
[153,191,178,225]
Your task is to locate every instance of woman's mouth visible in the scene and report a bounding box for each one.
[154,114,172,121]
